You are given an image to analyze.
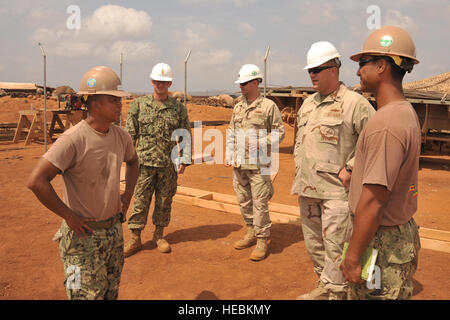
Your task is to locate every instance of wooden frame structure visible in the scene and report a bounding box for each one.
[262,86,450,147]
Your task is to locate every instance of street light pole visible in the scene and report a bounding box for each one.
[120,52,123,126]
[264,45,270,98]
[184,50,191,108]
[38,43,48,152]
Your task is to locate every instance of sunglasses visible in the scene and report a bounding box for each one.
[240,79,255,86]
[308,65,335,74]
[358,57,379,68]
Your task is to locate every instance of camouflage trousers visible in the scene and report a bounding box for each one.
[233,168,274,238]
[348,218,421,300]
[56,219,124,300]
[298,197,353,294]
[128,165,178,230]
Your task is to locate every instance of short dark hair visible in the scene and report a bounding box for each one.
[86,95,101,112]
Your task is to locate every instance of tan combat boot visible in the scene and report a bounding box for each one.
[296,281,328,300]
[124,229,142,258]
[153,226,171,253]
[249,237,270,261]
[233,226,256,250]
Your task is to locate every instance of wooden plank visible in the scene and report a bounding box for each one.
[122,184,450,254]
[420,238,450,254]
[268,203,299,217]
[177,186,214,197]
[197,193,213,200]
[211,193,237,205]
[173,194,195,206]
[420,227,450,242]
[194,198,240,214]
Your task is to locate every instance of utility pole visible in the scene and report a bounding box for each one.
[38,43,48,152]
[184,50,191,108]
[264,45,270,98]
[120,52,123,126]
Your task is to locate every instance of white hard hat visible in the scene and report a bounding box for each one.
[304,41,341,70]
[150,62,173,81]
[235,64,263,84]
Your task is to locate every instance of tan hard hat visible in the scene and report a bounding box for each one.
[78,66,129,97]
[350,26,419,69]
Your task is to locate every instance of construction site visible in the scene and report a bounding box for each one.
[0,70,449,300]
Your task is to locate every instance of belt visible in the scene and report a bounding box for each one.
[379,225,399,231]
[86,212,124,230]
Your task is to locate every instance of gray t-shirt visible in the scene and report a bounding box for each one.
[43,120,135,221]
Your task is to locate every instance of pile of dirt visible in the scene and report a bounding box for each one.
[190,96,234,108]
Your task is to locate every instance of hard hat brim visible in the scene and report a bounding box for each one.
[350,51,419,64]
[304,55,341,70]
[235,77,262,84]
[78,90,130,98]
[150,75,173,81]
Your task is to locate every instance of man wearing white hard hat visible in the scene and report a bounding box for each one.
[226,64,285,261]
[28,66,139,299]
[291,42,375,299]
[124,62,192,257]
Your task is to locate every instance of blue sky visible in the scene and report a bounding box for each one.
[1,0,449,94]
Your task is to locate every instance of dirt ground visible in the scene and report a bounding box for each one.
[0,95,449,300]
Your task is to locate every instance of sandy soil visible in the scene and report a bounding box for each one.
[0,95,449,300]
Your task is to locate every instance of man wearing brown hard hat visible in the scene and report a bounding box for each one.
[340,26,421,300]
[28,66,139,300]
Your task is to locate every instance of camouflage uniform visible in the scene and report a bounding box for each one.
[227,94,285,238]
[56,217,124,300]
[125,95,191,230]
[291,83,375,295]
[348,219,421,300]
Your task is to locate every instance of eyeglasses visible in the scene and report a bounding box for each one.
[240,79,254,86]
[153,80,171,86]
[308,65,335,74]
[358,57,379,68]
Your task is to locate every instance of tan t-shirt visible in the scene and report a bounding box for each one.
[43,120,135,221]
[349,101,421,226]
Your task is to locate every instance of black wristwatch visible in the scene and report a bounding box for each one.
[345,165,352,173]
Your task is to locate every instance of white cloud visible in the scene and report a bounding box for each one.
[298,1,337,25]
[173,23,231,66]
[108,41,156,62]
[180,0,258,6]
[180,0,223,3]
[233,0,258,6]
[203,49,233,65]
[85,5,152,40]
[236,22,255,38]
[384,10,418,33]
[29,5,154,62]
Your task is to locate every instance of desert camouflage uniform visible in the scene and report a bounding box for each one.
[227,94,285,238]
[56,217,124,300]
[291,83,375,294]
[348,218,421,300]
[125,95,191,230]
